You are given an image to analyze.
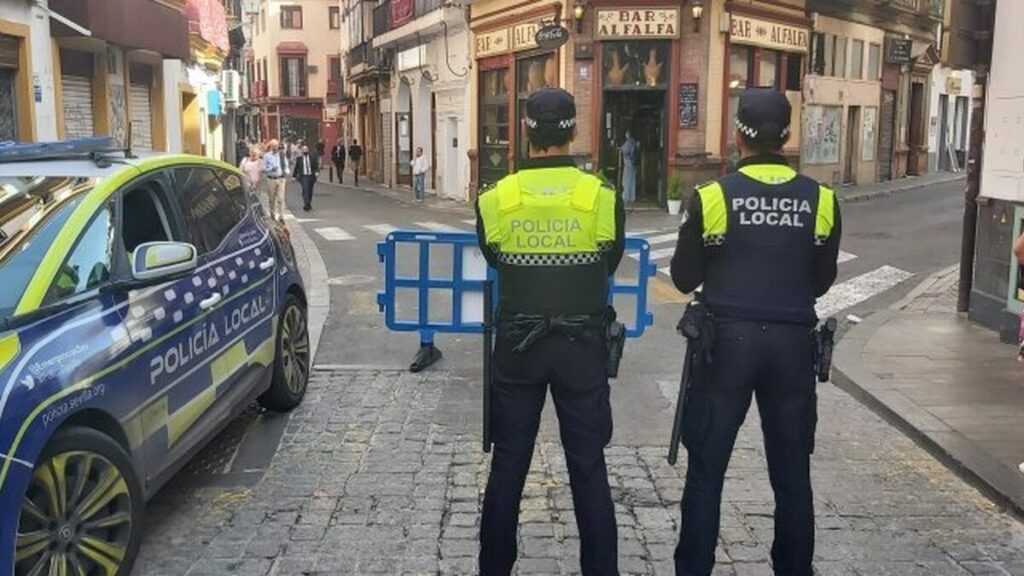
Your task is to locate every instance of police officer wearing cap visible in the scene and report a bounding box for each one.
[476,87,625,575]
[669,88,841,576]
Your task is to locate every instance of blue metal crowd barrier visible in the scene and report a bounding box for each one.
[377,231,656,346]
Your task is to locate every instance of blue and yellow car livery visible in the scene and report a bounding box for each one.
[0,146,309,575]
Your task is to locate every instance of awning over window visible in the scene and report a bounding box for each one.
[276,42,308,54]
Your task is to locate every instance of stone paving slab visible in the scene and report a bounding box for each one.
[834,267,1024,514]
[134,367,1024,575]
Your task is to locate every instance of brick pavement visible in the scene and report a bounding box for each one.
[135,368,1024,575]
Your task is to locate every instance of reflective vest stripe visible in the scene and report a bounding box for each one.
[699,182,728,238]
[815,185,836,239]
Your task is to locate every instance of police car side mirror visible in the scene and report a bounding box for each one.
[131,242,198,283]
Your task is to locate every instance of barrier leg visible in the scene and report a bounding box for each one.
[410,330,443,372]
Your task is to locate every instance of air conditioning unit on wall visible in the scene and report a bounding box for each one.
[222,70,241,103]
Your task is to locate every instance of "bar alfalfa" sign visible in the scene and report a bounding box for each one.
[596,8,680,39]
[730,14,809,53]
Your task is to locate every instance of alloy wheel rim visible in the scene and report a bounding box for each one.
[16,451,132,576]
[281,305,310,395]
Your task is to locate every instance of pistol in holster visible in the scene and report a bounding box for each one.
[605,307,626,379]
[815,317,838,383]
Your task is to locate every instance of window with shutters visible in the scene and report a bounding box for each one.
[280,56,307,97]
[329,6,341,29]
[281,5,303,29]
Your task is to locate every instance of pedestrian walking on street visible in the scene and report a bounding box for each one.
[239,145,264,197]
[668,88,842,576]
[235,137,249,167]
[476,87,625,576]
[348,139,363,186]
[315,139,326,168]
[293,144,319,212]
[619,130,639,208]
[331,138,346,184]
[411,146,428,202]
[262,139,287,222]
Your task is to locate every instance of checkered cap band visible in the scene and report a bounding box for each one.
[525,117,576,130]
[735,118,790,140]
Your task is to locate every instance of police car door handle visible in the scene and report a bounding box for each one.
[258,257,276,271]
[199,293,222,310]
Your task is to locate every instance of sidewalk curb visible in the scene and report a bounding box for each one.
[833,280,1024,514]
[837,174,965,204]
[284,209,330,367]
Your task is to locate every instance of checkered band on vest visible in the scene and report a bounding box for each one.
[498,252,603,266]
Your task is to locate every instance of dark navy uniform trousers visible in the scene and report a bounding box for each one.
[480,332,618,576]
[675,319,817,576]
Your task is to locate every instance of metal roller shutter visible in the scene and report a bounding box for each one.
[62,75,94,140]
[129,83,153,150]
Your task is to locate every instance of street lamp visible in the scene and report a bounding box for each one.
[573,1,586,34]
[691,0,704,33]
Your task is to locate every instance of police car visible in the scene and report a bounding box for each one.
[0,139,310,575]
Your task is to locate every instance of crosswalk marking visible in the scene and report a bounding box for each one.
[462,219,477,226]
[645,233,678,246]
[314,227,355,241]
[415,221,465,232]
[628,229,661,237]
[816,265,913,318]
[838,250,857,264]
[364,224,397,236]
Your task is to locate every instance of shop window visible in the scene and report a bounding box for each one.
[811,33,826,76]
[516,52,557,161]
[833,37,847,78]
[728,45,753,90]
[479,67,510,186]
[867,43,881,81]
[602,41,670,88]
[786,54,803,91]
[759,51,780,90]
[281,5,303,29]
[851,39,864,80]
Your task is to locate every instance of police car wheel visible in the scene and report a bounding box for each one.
[16,427,143,576]
[259,294,309,412]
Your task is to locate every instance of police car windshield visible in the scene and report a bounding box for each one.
[0,177,91,322]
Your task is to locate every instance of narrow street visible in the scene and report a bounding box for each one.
[133,178,1024,575]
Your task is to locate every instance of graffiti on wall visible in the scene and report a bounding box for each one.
[803,105,841,165]
[109,84,127,147]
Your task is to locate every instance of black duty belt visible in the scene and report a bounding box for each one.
[498,311,606,354]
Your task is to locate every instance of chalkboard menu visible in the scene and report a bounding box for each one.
[679,83,698,128]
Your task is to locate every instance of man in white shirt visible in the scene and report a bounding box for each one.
[262,139,286,221]
[411,146,429,203]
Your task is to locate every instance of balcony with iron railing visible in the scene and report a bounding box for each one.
[371,0,458,49]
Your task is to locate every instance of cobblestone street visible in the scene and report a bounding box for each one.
[135,368,1024,575]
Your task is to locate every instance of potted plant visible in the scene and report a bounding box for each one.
[667,172,684,215]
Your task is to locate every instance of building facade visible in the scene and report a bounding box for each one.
[50,0,191,150]
[0,1,58,143]
[345,0,391,184]
[250,0,340,148]
[467,0,814,205]
[368,0,471,199]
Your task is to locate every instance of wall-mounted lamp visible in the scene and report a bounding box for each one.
[691,0,704,33]
[573,1,586,34]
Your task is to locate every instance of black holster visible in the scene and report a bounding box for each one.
[605,307,626,379]
[815,317,838,383]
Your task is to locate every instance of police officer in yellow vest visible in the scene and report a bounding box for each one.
[669,88,841,576]
[476,87,624,575]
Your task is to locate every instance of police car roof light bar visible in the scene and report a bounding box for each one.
[0,137,121,164]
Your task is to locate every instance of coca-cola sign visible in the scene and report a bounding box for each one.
[535,24,570,50]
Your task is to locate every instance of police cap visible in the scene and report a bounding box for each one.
[525,87,576,131]
[735,88,792,142]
